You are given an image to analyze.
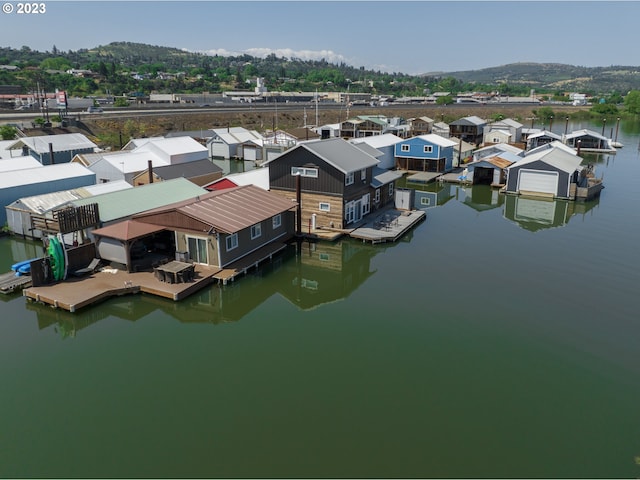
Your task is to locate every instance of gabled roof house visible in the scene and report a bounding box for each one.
[131,184,297,268]
[267,138,386,230]
[8,133,97,165]
[394,134,457,172]
[207,126,264,160]
[505,146,583,199]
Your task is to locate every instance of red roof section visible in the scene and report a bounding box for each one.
[205,178,238,191]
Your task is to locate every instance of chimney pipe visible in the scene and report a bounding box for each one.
[148,160,154,184]
[295,174,302,237]
[49,142,55,164]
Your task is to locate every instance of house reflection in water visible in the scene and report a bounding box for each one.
[279,239,384,311]
[24,240,391,336]
[412,183,456,210]
[460,184,505,213]
[502,194,600,232]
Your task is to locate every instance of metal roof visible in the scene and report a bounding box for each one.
[136,184,297,235]
[352,142,383,158]
[135,136,208,157]
[0,156,43,172]
[526,141,577,157]
[351,133,403,149]
[7,189,85,214]
[294,138,379,173]
[527,130,562,140]
[165,130,216,139]
[509,146,582,174]
[72,177,206,222]
[10,133,97,153]
[209,127,264,146]
[132,158,222,179]
[7,180,133,214]
[415,134,458,147]
[564,129,608,141]
[91,220,166,241]
[78,180,133,196]
[371,167,403,188]
[0,163,94,189]
[450,115,486,126]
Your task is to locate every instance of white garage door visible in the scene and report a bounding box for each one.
[518,169,558,195]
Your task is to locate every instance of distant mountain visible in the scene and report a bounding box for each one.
[430,62,640,93]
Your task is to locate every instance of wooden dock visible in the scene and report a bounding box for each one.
[406,171,442,184]
[23,264,221,312]
[0,271,32,295]
[22,242,294,311]
[349,209,426,244]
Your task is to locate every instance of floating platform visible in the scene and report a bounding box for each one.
[349,209,426,244]
[406,171,442,184]
[22,242,293,311]
[0,271,32,295]
[23,264,221,312]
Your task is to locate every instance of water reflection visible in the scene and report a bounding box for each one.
[459,184,504,212]
[411,182,456,209]
[502,194,599,232]
[20,239,394,336]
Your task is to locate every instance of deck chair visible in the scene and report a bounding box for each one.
[72,258,101,277]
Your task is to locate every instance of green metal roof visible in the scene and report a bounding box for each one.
[72,177,206,223]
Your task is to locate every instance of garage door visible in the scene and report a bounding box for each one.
[518,169,558,195]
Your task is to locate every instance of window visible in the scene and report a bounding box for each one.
[345,201,355,224]
[389,183,394,196]
[374,189,381,203]
[421,197,431,206]
[423,145,433,153]
[361,169,367,181]
[187,236,208,264]
[291,166,318,178]
[226,233,238,251]
[251,223,262,240]
[272,214,282,229]
[401,144,410,152]
[319,202,331,212]
[345,172,354,186]
[362,193,370,215]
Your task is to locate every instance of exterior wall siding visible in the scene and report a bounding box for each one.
[218,211,295,267]
[274,189,344,230]
[269,148,345,195]
[175,230,218,266]
[506,160,572,197]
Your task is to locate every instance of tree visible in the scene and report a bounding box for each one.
[436,95,453,105]
[0,124,17,140]
[624,90,640,114]
[534,106,555,121]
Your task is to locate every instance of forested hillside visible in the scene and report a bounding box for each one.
[1,42,640,98]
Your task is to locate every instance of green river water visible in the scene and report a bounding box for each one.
[1,121,640,478]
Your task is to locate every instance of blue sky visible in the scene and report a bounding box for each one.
[1,1,638,74]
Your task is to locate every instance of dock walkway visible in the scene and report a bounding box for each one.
[0,271,32,295]
[349,209,426,244]
[22,242,293,311]
[406,171,442,184]
[24,264,221,312]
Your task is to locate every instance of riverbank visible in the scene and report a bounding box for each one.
[79,104,590,144]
